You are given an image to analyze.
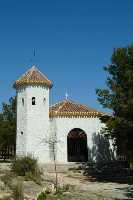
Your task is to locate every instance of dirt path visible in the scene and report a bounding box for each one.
[42,170,133,200]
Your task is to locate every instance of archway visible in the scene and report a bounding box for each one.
[67,128,88,162]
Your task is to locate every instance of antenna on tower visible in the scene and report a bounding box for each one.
[33,48,36,57]
[29,48,37,65]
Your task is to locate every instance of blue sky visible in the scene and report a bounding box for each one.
[0,0,133,111]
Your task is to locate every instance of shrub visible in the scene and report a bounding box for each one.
[55,184,70,195]
[37,184,71,200]
[12,156,39,176]
[0,171,15,189]
[37,192,47,200]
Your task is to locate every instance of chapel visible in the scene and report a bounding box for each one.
[13,66,104,163]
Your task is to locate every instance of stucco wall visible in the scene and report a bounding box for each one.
[50,117,104,163]
[16,87,27,156]
[16,85,50,163]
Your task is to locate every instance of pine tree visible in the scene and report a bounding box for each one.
[0,97,16,149]
[96,44,133,161]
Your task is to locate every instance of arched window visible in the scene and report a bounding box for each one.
[22,98,24,106]
[32,97,36,105]
[43,97,46,104]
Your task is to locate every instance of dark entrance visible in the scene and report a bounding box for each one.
[67,128,88,162]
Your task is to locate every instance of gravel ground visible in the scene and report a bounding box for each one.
[0,163,133,200]
[40,171,133,200]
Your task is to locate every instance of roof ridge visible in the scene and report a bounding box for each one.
[49,101,65,108]
[50,99,67,108]
[56,100,67,113]
[50,99,94,109]
[72,100,98,111]
[63,99,96,111]
[15,65,39,82]
[34,66,51,83]
[30,65,37,70]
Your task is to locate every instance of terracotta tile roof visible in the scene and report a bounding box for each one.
[49,100,103,118]
[13,66,53,89]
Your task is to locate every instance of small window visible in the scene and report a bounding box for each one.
[21,131,23,135]
[22,98,24,106]
[43,97,46,104]
[32,97,36,105]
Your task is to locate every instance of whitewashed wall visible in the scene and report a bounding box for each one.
[16,85,50,163]
[16,87,27,156]
[50,117,104,163]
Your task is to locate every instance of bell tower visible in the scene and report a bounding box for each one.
[13,66,52,163]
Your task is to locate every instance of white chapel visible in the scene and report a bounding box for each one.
[13,66,105,163]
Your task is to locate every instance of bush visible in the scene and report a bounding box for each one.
[12,156,39,176]
[0,171,15,189]
[37,192,46,200]
[55,184,70,195]
[37,184,71,200]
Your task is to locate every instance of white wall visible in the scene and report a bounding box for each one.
[50,117,104,163]
[16,85,50,163]
[16,87,27,156]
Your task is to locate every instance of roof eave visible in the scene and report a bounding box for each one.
[13,81,53,89]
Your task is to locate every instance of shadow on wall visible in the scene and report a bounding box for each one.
[88,132,115,163]
[82,133,133,184]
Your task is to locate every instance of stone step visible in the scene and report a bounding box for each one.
[40,163,83,173]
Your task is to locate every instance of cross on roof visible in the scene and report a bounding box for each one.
[65,91,69,100]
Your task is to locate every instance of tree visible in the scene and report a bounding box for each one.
[45,136,58,191]
[0,97,16,149]
[96,44,133,162]
[39,118,60,191]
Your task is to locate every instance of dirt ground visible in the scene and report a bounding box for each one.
[1,163,133,200]
[23,164,133,200]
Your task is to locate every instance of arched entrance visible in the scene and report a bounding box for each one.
[67,128,88,162]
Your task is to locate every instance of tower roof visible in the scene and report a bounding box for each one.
[50,99,103,118]
[13,66,53,89]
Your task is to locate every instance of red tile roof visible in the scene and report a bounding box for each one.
[50,100,103,118]
[13,66,53,88]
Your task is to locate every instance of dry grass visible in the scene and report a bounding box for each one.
[11,178,24,200]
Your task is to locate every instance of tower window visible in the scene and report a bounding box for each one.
[22,98,24,106]
[44,97,46,104]
[32,97,36,105]
[21,131,23,135]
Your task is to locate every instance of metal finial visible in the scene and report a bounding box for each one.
[33,48,36,57]
[30,48,37,65]
[65,91,69,100]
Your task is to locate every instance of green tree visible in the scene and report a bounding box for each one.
[96,44,133,162]
[0,97,16,149]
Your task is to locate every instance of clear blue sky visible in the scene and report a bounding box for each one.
[0,0,133,111]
